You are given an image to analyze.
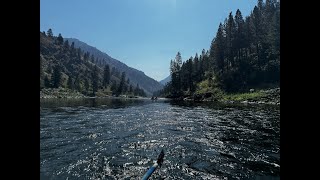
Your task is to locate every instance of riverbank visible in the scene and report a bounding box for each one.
[221,88,280,105]
[172,87,280,105]
[40,88,146,99]
[40,87,280,105]
[40,88,88,99]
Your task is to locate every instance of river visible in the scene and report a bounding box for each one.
[40,98,280,180]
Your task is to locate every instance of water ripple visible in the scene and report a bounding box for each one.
[41,99,280,179]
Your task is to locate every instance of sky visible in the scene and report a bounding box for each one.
[40,0,258,81]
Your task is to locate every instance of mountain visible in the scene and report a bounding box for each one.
[40,31,147,97]
[159,75,171,85]
[66,38,163,95]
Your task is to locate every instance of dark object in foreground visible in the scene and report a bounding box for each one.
[141,150,165,180]
[157,149,164,167]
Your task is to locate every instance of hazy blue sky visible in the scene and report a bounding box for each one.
[40,0,257,81]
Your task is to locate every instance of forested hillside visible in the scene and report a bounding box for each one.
[40,31,146,97]
[65,38,163,95]
[157,0,280,99]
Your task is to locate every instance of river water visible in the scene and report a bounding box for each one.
[40,98,280,180]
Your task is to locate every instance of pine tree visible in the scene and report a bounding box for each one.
[186,57,194,92]
[234,9,245,63]
[226,12,236,69]
[47,28,53,38]
[134,84,140,96]
[103,64,110,87]
[57,33,64,45]
[74,77,81,92]
[51,65,62,88]
[84,78,90,94]
[117,72,126,96]
[40,56,44,79]
[40,57,44,89]
[258,0,264,11]
[91,65,99,96]
[193,53,200,83]
[123,83,128,93]
[180,61,188,91]
[77,48,82,61]
[91,54,95,63]
[200,49,206,77]
[64,40,69,50]
[175,52,182,71]
[170,59,174,74]
[110,81,117,92]
[84,52,90,61]
[129,85,133,93]
[67,77,74,90]
[44,76,51,88]
[171,52,183,95]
